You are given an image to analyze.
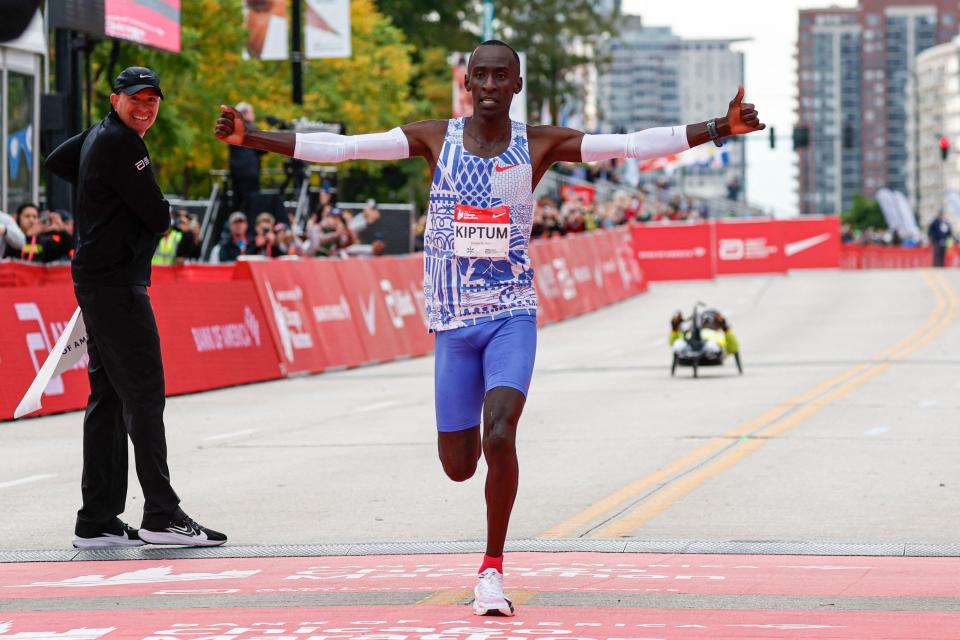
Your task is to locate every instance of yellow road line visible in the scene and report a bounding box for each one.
[539,272,953,539]
[416,588,473,605]
[589,273,956,538]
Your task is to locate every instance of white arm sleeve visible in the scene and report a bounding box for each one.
[580,126,690,163]
[294,126,410,163]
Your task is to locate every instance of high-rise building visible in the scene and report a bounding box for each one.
[796,0,958,215]
[596,15,747,200]
[910,38,960,226]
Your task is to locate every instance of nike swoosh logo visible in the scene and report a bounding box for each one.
[169,524,198,536]
[494,164,519,172]
[785,233,831,256]
[492,212,508,219]
[139,74,152,79]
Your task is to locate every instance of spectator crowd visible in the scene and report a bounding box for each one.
[11,176,953,271]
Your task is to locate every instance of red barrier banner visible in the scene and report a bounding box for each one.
[0,262,73,288]
[611,226,648,296]
[150,281,282,396]
[559,183,596,205]
[579,233,614,309]
[630,223,713,281]
[0,286,90,420]
[0,263,237,289]
[366,256,433,358]
[714,219,787,275]
[782,216,841,270]
[840,245,935,269]
[238,260,334,375]
[2,230,648,420]
[332,259,408,364]
[529,240,560,325]
[546,240,587,320]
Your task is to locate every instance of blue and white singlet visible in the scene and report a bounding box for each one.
[423,118,537,332]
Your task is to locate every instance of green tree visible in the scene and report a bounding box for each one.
[495,0,616,124]
[86,0,415,199]
[841,193,888,231]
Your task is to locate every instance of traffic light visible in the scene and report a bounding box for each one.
[769,126,776,149]
[842,126,855,149]
[793,126,810,150]
[940,136,950,161]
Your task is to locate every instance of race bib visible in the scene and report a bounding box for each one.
[454,204,510,258]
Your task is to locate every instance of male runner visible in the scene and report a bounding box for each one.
[215,40,764,615]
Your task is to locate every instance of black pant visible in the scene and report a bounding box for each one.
[73,284,179,531]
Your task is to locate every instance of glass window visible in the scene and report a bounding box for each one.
[6,71,35,211]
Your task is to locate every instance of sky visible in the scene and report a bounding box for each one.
[621,0,859,217]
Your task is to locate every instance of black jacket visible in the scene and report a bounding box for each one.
[45,111,170,286]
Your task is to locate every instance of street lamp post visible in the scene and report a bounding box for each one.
[483,0,495,41]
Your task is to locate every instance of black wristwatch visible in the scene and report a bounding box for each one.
[706,119,723,147]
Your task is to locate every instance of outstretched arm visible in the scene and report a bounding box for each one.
[215,105,445,168]
[531,86,765,178]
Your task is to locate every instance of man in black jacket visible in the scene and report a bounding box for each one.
[45,67,226,549]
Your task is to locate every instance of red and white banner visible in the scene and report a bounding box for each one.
[782,216,841,270]
[713,219,787,275]
[1,229,646,420]
[630,218,844,280]
[630,223,713,281]
[150,281,282,396]
[839,245,960,270]
[559,183,596,205]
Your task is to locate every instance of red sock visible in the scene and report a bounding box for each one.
[479,554,503,574]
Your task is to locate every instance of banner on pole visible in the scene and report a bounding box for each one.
[244,0,289,60]
[304,0,351,59]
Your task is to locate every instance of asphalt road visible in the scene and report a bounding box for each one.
[2,269,958,551]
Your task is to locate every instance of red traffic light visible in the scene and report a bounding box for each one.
[939,136,951,150]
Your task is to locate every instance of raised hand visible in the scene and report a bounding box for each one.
[726,86,765,135]
[215,105,246,145]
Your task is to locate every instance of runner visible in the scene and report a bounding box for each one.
[215,39,765,615]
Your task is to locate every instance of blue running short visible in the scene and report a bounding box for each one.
[434,315,538,432]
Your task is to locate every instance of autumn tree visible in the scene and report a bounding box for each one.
[88,0,415,200]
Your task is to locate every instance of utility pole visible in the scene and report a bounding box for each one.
[482,0,494,41]
[45,28,83,210]
[292,0,304,104]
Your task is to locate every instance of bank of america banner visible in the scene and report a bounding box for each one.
[245,0,289,60]
[305,0,351,59]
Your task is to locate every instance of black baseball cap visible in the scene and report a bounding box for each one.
[113,66,164,99]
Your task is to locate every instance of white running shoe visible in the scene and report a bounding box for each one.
[473,568,515,616]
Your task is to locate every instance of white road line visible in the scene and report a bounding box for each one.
[355,401,400,413]
[202,429,257,441]
[863,427,889,437]
[0,474,55,489]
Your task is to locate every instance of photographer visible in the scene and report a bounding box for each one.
[228,102,265,210]
[17,205,74,263]
[248,211,284,258]
[175,209,202,262]
[305,207,355,257]
[152,210,201,266]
